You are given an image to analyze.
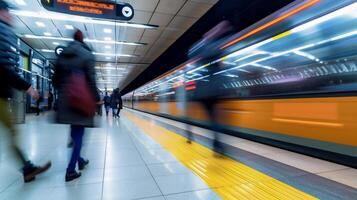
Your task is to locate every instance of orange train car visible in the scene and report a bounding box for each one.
[123,0,357,167]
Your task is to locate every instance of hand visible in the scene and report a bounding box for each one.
[27,87,39,100]
[96,101,104,105]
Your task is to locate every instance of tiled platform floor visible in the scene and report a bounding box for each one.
[0,112,219,200]
[0,110,356,200]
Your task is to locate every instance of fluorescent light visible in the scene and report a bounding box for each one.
[11,10,158,29]
[15,0,26,6]
[101,75,123,77]
[104,37,112,41]
[105,45,111,49]
[53,42,60,45]
[95,66,127,71]
[35,21,46,27]
[94,52,136,57]
[38,48,136,58]
[40,49,55,53]
[104,28,112,33]
[106,57,111,60]
[44,32,52,36]
[22,34,145,46]
[23,35,72,41]
[86,38,141,46]
[65,25,74,30]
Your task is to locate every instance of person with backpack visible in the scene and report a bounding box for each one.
[0,0,51,182]
[53,29,100,182]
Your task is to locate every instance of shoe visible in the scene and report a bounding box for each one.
[23,161,52,183]
[78,159,89,170]
[65,171,81,182]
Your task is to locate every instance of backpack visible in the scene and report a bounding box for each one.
[66,70,96,116]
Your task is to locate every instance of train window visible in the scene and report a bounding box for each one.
[190,3,357,99]
[133,3,357,101]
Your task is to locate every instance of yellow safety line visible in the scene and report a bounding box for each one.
[125,111,318,200]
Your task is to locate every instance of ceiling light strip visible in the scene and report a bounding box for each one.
[38,49,137,57]
[22,35,146,46]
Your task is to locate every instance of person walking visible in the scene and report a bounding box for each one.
[103,92,111,117]
[0,0,51,182]
[115,88,123,118]
[53,29,100,182]
[36,94,43,116]
[110,91,119,118]
[48,91,54,110]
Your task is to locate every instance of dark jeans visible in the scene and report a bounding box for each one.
[112,108,118,117]
[67,125,85,172]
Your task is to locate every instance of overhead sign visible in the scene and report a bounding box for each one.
[55,46,65,56]
[41,0,134,21]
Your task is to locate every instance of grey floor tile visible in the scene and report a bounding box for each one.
[165,189,222,200]
[102,178,162,200]
[140,150,178,165]
[0,184,55,200]
[104,165,151,182]
[138,196,166,200]
[154,173,209,195]
[148,162,193,177]
[50,183,103,200]
[105,155,145,168]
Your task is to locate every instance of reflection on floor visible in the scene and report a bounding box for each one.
[0,110,355,200]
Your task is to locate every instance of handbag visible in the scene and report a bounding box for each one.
[66,70,96,116]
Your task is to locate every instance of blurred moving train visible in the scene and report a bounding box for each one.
[124,0,357,167]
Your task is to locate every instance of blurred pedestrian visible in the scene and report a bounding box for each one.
[36,94,43,116]
[53,29,100,182]
[48,91,54,110]
[0,0,51,182]
[115,88,123,118]
[194,68,224,154]
[110,89,119,118]
[103,92,111,117]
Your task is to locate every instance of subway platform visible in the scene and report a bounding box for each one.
[0,109,356,200]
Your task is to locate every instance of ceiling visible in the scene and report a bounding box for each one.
[7,0,218,91]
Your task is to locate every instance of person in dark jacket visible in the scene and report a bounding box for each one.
[109,91,119,118]
[0,0,51,183]
[53,29,100,182]
[115,88,123,118]
[36,94,43,116]
[48,91,54,110]
[103,92,111,117]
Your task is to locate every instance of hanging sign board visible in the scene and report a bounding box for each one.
[55,46,65,56]
[41,0,134,21]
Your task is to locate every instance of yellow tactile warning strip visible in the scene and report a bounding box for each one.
[125,111,318,200]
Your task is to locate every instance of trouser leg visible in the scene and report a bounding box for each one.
[105,106,109,116]
[0,99,28,165]
[67,125,84,172]
[112,108,117,117]
[116,109,121,117]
